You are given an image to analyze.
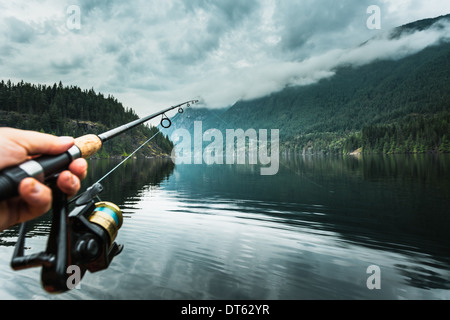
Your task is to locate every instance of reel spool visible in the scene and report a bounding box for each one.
[89,202,123,246]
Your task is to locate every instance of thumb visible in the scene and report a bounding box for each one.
[16,178,52,224]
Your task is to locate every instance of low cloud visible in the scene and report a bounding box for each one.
[181,19,450,108]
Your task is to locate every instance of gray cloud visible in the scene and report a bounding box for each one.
[0,1,450,116]
[182,0,261,25]
[51,55,87,75]
[5,17,37,43]
[274,0,379,56]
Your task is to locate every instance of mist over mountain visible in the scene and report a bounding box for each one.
[173,14,450,154]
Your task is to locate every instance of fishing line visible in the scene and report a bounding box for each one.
[94,131,162,185]
[69,130,163,205]
[94,111,182,185]
[68,111,183,206]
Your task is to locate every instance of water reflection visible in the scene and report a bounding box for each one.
[0,158,175,240]
[156,154,450,297]
[0,154,449,300]
[85,158,175,206]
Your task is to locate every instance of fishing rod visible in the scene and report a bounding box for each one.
[1,99,198,293]
[0,100,197,202]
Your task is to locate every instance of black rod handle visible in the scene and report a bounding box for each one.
[0,147,81,202]
[0,100,199,202]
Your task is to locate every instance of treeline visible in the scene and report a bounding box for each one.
[283,112,450,155]
[0,80,173,157]
[361,113,450,154]
[213,15,450,155]
[223,40,450,143]
[222,41,450,155]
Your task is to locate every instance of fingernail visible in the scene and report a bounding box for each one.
[61,171,72,183]
[29,180,43,195]
[69,174,76,187]
[59,136,74,145]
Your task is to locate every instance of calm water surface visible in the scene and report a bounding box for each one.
[0,154,449,300]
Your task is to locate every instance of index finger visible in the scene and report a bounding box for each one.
[5,129,74,155]
[0,128,75,169]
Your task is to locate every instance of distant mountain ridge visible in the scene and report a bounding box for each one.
[389,13,450,38]
[175,13,450,154]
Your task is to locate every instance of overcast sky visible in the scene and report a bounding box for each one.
[1,0,450,117]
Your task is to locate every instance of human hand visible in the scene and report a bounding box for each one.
[0,128,88,232]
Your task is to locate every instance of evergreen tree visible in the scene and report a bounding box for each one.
[0,80,174,158]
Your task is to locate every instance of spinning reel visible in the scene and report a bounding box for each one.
[11,180,123,294]
[1,99,199,293]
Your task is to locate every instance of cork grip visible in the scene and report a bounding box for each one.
[75,135,103,158]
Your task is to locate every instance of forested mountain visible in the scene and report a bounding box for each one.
[225,40,450,154]
[177,14,450,155]
[3,14,449,157]
[0,80,173,158]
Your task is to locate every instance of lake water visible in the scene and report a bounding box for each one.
[0,154,449,300]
